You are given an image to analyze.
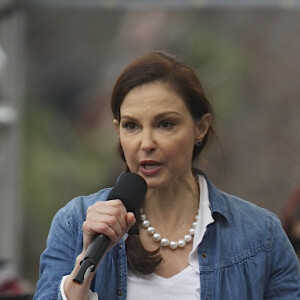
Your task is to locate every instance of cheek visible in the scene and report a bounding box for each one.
[120,138,137,164]
[164,137,194,165]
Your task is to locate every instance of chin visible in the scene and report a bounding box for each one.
[142,177,171,190]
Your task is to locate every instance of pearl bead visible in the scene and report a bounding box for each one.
[169,241,178,249]
[189,228,195,236]
[142,220,150,228]
[146,226,155,235]
[153,232,161,241]
[161,238,169,247]
[184,234,192,243]
[178,239,186,248]
[140,210,198,250]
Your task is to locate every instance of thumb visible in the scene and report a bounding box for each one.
[126,212,136,229]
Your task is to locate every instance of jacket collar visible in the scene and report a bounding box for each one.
[202,172,231,224]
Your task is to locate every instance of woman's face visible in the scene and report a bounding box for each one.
[114,82,211,189]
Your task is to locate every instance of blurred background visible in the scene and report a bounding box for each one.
[0,0,300,297]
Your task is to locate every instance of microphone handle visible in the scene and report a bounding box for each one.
[73,234,111,284]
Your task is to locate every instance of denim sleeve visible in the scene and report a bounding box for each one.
[264,213,300,299]
[33,202,82,300]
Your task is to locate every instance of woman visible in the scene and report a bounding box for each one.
[34,51,300,299]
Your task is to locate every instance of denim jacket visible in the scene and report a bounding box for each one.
[34,175,300,300]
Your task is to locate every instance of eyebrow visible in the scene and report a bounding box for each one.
[121,111,181,122]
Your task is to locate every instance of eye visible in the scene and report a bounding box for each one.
[122,121,138,131]
[159,120,175,129]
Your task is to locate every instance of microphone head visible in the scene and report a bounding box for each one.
[107,173,147,213]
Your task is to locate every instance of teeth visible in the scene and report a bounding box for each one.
[144,164,159,170]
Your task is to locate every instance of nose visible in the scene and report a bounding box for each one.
[140,129,156,153]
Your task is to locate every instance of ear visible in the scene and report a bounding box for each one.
[195,113,212,142]
[113,119,120,136]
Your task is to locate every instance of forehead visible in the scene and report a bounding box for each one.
[120,82,188,113]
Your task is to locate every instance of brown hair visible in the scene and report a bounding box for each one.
[111,51,215,274]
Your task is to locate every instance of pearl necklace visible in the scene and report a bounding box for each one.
[140,209,198,250]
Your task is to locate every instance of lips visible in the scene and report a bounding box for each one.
[143,164,160,170]
[140,160,162,176]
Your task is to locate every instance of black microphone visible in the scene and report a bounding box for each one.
[73,173,147,284]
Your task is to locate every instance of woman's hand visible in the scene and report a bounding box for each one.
[64,200,136,300]
[82,199,136,252]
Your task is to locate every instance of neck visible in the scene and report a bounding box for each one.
[143,174,199,226]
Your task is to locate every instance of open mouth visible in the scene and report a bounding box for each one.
[139,161,163,176]
[142,163,160,170]
[140,161,162,172]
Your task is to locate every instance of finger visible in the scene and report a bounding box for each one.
[87,208,127,230]
[89,199,127,218]
[83,214,125,242]
[126,212,136,230]
[86,200,128,230]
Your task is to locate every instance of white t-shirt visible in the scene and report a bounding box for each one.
[127,265,199,299]
[61,175,214,300]
[127,175,214,299]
